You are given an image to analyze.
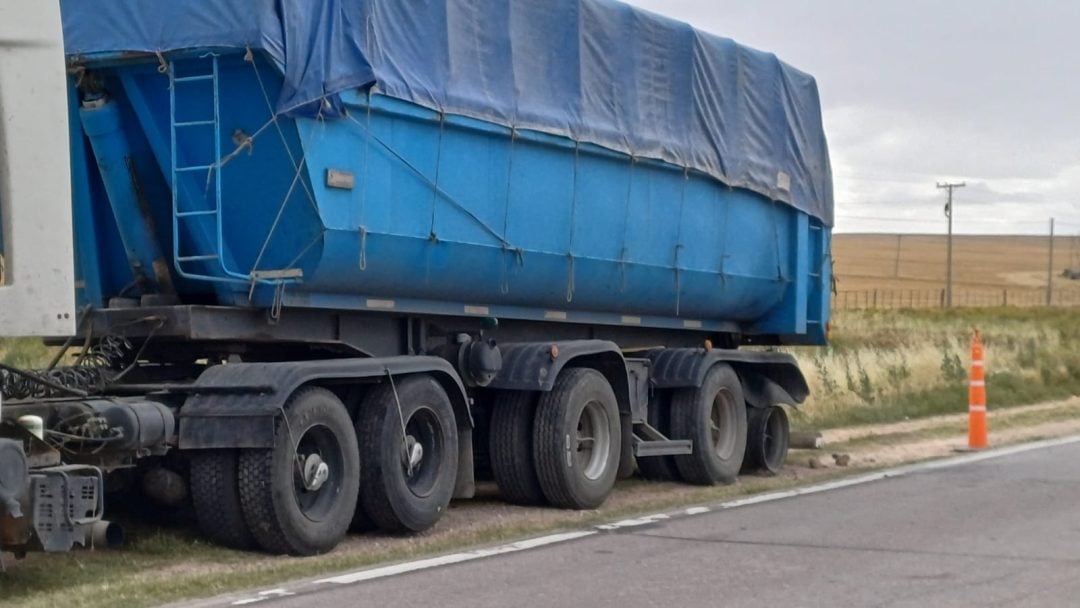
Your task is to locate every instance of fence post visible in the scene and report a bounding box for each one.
[873,289,878,308]
[1003,289,1008,307]
[940,289,946,308]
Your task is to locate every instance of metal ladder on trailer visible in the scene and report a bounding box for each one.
[168,55,301,305]
[169,55,244,283]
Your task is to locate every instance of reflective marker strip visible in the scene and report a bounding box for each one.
[969,405,987,412]
[621,315,642,325]
[366,299,396,310]
[970,380,985,387]
[972,360,985,367]
[464,305,489,316]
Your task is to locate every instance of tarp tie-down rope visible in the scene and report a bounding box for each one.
[343,111,517,251]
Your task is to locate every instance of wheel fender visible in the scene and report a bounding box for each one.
[178,356,470,450]
[736,369,801,409]
[487,340,631,414]
[648,348,808,407]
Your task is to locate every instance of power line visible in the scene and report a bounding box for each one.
[836,215,942,224]
[835,214,1051,226]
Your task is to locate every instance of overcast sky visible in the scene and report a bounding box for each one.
[624,0,1080,236]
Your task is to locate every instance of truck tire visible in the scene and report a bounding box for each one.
[533,368,621,510]
[636,390,681,481]
[670,364,747,485]
[349,502,377,533]
[190,449,254,549]
[489,391,545,506]
[238,387,359,556]
[356,375,459,533]
[743,405,789,475]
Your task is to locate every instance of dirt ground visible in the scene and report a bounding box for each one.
[818,396,1080,468]
[832,233,1080,298]
[823,397,1079,444]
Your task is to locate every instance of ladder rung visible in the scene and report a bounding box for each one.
[173,75,215,83]
[175,120,216,127]
[176,165,214,173]
[178,255,220,263]
[176,209,218,218]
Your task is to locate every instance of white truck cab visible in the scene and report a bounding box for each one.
[0,1,99,556]
[0,0,77,338]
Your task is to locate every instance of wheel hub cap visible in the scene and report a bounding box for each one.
[405,435,424,475]
[302,454,330,491]
[576,400,611,481]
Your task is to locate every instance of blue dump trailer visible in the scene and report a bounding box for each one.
[0,0,831,555]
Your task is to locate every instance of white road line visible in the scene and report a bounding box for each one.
[596,513,671,530]
[230,589,296,605]
[236,434,1080,599]
[315,531,595,585]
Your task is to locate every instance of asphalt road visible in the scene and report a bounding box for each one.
[214,440,1080,608]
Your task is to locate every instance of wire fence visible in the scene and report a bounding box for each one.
[834,288,1080,310]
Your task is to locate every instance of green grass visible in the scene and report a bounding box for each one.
[788,307,1080,429]
[0,338,54,369]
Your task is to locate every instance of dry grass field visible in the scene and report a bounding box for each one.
[832,233,1080,307]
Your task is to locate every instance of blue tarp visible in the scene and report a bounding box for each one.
[60,0,834,225]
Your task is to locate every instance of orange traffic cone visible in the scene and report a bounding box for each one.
[967,330,988,449]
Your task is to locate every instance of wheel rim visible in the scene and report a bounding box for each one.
[708,388,739,460]
[401,406,445,498]
[576,399,612,481]
[762,408,785,468]
[292,424,345,522]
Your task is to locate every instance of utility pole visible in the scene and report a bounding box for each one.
[894,234,902,277]
[937,182,965,307]
[1047,217,1055,306]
